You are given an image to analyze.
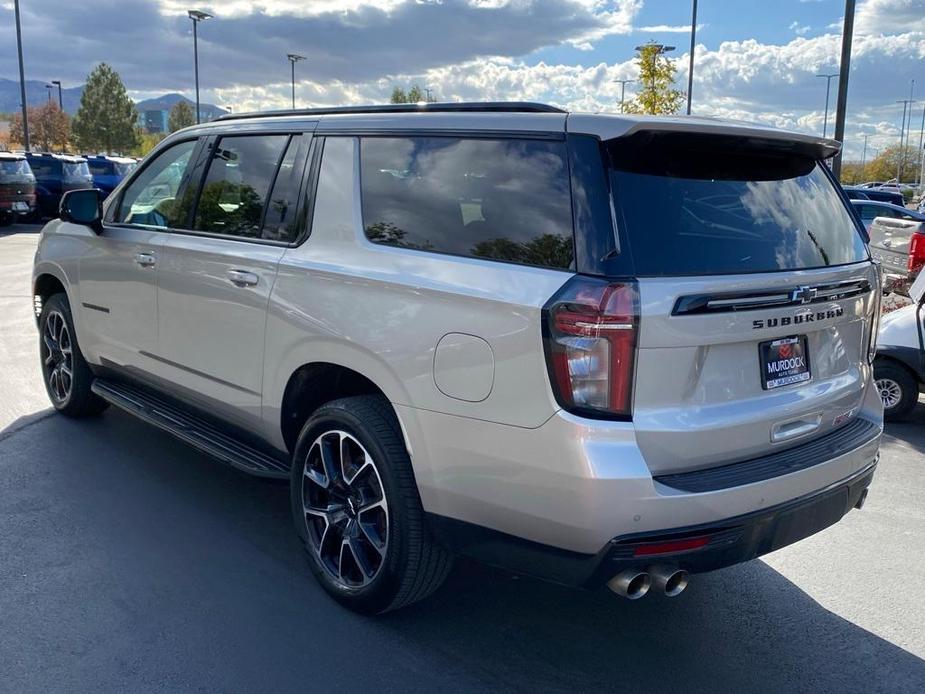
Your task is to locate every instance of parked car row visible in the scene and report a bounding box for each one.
[0,152,136,225]
[850,199,925,297]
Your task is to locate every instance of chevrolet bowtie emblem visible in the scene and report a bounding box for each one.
[790,286,817,304]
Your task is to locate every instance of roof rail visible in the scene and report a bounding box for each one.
[214,101,566,122]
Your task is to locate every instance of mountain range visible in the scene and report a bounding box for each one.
[0,79,227,119]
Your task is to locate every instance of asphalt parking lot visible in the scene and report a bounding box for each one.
[1,224,924,693]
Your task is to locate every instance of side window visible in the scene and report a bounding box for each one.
[193,135,288,238]
[359,136,574,269]
[29,160,57,177]
[261,135,303,242]
[859,205,877,222]
[116,140,197,228]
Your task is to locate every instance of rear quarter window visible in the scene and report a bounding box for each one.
[608,133,870,276]
[359,136,574,270]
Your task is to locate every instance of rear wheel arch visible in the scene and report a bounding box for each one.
[874,355,921,385]
[280,362,407,455]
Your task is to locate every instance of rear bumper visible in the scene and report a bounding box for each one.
[402,375,882,576]
[428,458,878,588]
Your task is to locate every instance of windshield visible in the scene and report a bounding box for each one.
[0,160,32,177]
[63,162,91,180]
[608,134,869,276]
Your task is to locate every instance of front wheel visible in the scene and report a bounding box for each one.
[39,293,108,417]
[290,395,452,614]
[874,361,919,422]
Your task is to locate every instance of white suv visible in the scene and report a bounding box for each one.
[33,103,882,613]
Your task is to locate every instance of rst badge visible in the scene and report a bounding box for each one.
[760,335,811,390]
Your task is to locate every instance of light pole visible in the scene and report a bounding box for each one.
[918,103,925,186]
[424,87,433,102]
[45,84,53,103]
[832,0,856,179]
[613,79,634,113]
[817,73,838,138]
[14,0,29,151]
[896,96,916,182]
[686,0,698,115]
[51,80,62,110]
[861,133,868,180]
[287,54,305,110]
[188,10,212,124]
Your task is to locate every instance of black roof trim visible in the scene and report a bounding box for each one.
[215,102,566,122]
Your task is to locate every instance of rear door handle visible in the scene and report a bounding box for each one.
[227,269,259,287]
[134,252,156,268]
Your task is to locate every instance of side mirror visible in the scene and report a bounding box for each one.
[60,189,103,232]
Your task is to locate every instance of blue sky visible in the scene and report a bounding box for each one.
[2,0,924,159]
[534,0,841,65]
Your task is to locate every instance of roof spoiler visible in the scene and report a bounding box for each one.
[570,114,841,160]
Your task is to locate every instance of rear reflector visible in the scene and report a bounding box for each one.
[632,536,711,557]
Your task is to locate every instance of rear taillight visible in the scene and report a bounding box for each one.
[542,277,639,419]
[908,232,925,274]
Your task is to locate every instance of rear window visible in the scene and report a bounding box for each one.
[63,162,90,179]
[88,161,113,176]
[359,136,574,270]
[0,159,31,176]
[608,134,869,276]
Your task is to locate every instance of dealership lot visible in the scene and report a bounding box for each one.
[1,225,923,693]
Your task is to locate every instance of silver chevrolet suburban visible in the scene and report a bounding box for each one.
[32,103,883,613]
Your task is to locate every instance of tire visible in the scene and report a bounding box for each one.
[290,395,452,614]
[38,293,108,417]
[874,361,919,422]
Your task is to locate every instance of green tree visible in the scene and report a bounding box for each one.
[71,63,140,153]
[168,101,195,133]
[838,161,865,185]
[389,84,429,104]
[130,131,166,158]
[625,43,684,115]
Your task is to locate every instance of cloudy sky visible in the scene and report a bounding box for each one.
[2,0,924,158]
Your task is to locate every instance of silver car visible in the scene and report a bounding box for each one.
[32,103,883,613]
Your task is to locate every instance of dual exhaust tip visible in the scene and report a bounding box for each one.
[607,566,689,600]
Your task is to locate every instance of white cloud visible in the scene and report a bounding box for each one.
[637,24,704,33]
[789,21,812,35]
[856,0,925,35]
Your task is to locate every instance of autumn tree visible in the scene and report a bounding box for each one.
[9,103,70,152]
[168,101,195,133]
[72,63,139,153]
[863,144,921,184]
[624,43,684,115]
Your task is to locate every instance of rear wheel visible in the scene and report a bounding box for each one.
[874,361,918,422]
[39,293,108,417]
[290,395,452,614]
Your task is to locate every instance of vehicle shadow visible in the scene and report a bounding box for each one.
[883,396,925,455]
[1,409,922,693]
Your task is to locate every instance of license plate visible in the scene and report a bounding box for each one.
[12,201,28,211]
[760,335,810,390]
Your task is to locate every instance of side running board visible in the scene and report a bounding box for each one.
[91,379,290,479]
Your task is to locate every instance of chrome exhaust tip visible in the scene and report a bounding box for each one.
[649,565,689,597]
[607,569,651,600]
[854,488,869,510]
